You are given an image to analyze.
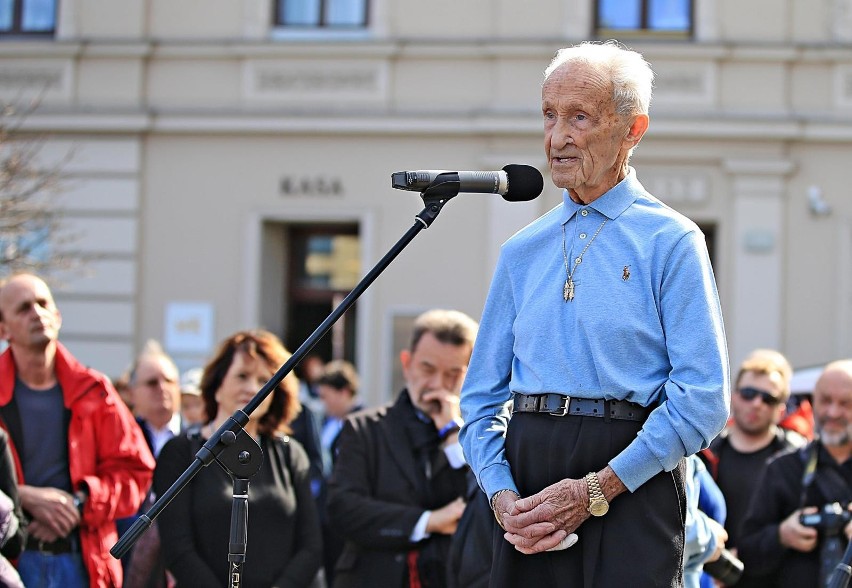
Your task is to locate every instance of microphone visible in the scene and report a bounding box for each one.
[391,164,543,202]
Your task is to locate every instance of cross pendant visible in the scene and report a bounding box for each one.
[563,278,575,302]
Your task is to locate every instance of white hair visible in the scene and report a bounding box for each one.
[543,40,655,116]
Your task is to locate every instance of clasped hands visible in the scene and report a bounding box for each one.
[19,485,81,542]
[494,478,589,555]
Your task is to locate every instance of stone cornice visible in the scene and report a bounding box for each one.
[2,39,852,62]
[15,111,852,143]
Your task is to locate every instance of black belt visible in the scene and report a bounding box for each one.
[512,393,651,422]
[25,534,78,554]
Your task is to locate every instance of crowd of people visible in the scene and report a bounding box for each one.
[0,39,851,588]
[0,273,492,588]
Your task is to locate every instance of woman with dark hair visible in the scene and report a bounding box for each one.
[153,330,322,587]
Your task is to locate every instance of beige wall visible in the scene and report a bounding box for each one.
[3,0,852,403]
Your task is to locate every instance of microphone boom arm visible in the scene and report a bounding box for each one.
[110,195,453,583]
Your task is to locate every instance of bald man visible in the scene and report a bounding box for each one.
[738,360,852,588]
[0,273,154,588]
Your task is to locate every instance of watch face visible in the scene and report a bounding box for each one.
[589,499,609,517]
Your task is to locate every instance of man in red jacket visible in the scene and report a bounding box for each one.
[0,273,155,587]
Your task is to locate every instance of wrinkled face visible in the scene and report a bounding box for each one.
[214,351,274,423]
[400,331,471,416]
[0,275,62,351]
[814,369,852,447]
[731,370,786,436]
[542,62,640,203]
[131,355,181,428]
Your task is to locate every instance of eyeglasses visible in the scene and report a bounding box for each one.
[737,386,782,407]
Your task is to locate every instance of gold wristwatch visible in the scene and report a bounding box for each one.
[585,472,609,516]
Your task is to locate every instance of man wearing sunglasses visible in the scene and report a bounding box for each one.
[738,359,852,588]
[700,350,806,564]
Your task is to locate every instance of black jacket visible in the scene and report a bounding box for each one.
[738,441,852,588]
[446,475,494,588]
[327,390,468,588]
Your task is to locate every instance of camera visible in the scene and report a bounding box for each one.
[800,502,852,532]
[702,548,744,585]
[800,503,852,587]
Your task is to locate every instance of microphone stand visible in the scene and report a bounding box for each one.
[111,182,463,588]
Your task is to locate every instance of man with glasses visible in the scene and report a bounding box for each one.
[119,341,184,586]
[738,359,852,588]
[327,309,478,588]
[128,340,184,458]
[700,350,806,562]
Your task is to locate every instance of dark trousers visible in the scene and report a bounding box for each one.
[490,412,686,588]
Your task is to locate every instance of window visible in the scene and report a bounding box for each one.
[0,0,55,36]
[275,0,368,28]
[285,224,360,364]
[596,0,692,38]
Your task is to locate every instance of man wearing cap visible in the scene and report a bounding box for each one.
[179,367,205,427]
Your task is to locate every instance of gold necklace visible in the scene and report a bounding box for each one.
[561,217,608,301]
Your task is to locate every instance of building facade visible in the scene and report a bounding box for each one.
[2,0,851,405]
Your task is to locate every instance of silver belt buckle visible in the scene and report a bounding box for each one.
[550,395,571,417]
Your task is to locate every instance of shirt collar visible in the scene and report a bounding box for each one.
[146,412,182,436]
[560,167,642,225]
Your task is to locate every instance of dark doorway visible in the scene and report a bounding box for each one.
[285,223,360,369]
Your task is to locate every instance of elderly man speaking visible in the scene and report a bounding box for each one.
[459,41,730,587]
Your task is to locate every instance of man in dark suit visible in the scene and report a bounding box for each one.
[121,340,183,588]
[327,309,479,588]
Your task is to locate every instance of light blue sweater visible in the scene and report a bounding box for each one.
[459,169,730,498]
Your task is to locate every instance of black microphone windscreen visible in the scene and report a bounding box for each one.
[502,164,544,202]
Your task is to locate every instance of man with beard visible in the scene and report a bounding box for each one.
[327,309,478,588]
[699,350,806,557]
[738,359,852,587]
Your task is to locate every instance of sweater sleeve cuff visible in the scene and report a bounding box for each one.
[609,437,664,492]
[480,463,519,501]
